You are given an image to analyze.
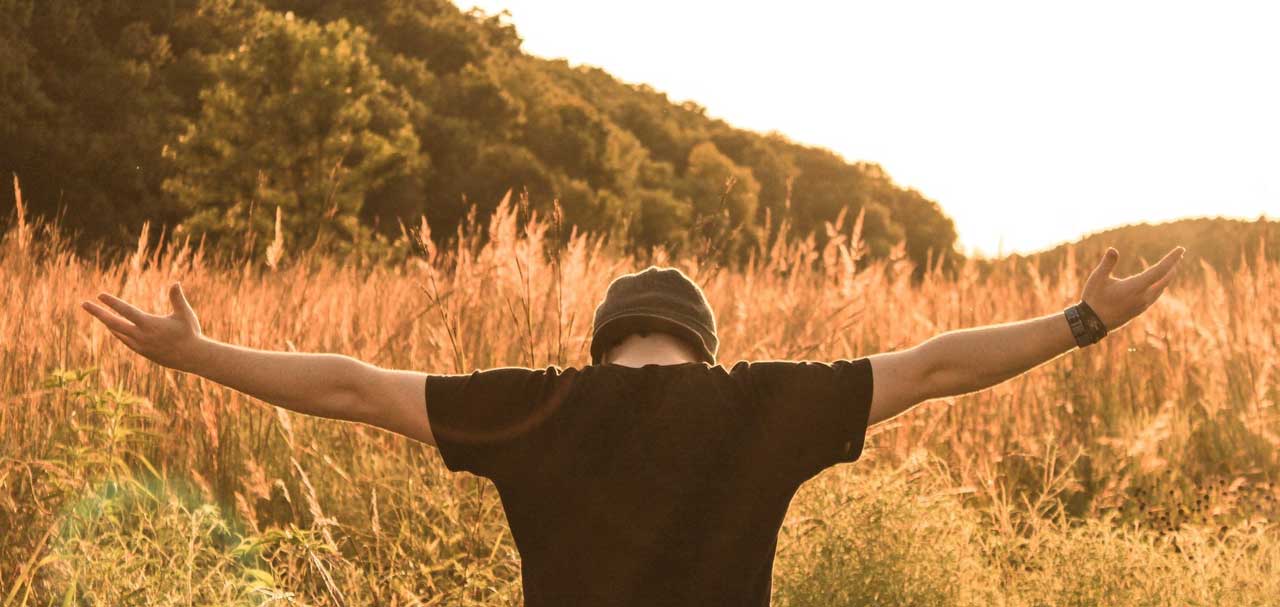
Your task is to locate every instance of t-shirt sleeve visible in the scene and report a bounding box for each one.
[732,357,875,480]
[424,365,579,481]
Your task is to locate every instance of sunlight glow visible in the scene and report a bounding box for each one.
[456,0,1278,256]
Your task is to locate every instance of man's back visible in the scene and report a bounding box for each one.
[425,358,874,606]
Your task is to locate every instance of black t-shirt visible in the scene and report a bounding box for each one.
[424,358,874,606]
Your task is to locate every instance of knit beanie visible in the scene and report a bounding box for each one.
[589,266,718,365]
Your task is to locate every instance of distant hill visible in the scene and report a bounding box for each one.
[977,216,1279,282]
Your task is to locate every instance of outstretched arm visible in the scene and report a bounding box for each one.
[80,283,435,445]
[866,246,1185,427]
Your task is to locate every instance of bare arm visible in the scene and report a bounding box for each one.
[866,246,1185,427]
[81,284,435,445]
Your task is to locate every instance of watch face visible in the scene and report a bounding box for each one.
[1078,301,1108,333]
[1085,317,1107,338]
[1077,305,1106,337]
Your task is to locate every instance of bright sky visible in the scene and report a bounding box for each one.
[456,0,1278,257]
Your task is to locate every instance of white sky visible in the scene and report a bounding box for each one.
[456,0,1278,256]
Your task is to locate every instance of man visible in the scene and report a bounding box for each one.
[81,245,1184,605]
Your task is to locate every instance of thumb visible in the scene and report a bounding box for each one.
[169,282,198,324]
[1085,248,1118,289]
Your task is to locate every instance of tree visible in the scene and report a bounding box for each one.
[682,142,761,263]
[683,142,760,227]
[460,143,555,218]
[628,188,693,254]
[0,0,194,250]
[162,10,422,256]
[520,98,612,187]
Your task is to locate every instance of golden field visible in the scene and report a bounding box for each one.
[2,194,1278,606]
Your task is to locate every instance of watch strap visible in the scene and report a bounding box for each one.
[1065,301,1108,347]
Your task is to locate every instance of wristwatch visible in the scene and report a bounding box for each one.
[1064,300,1109,347]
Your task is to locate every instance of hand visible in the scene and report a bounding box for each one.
[1081,246,1185,332]
[81,282,205,371]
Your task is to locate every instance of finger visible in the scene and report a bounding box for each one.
[108,326,142,352]
[81,300,140,336]
[1131,247,1186,290]
[1144,260,1180,300]
[1084,248,1119,290]
[97,292,151,325]
[1096,247,1119,278]
[169,282,197,324]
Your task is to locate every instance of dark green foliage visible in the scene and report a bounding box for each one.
[461,143,555,219]
[0,0,961,269]
[161,9,423,257]
[629,188,693,253]
[0,0,193,245]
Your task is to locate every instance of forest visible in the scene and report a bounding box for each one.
[1,0,960,270]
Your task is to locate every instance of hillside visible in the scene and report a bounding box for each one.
[984,216,1279,281]
[0,0,958,269]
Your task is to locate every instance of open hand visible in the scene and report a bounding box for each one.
[1081,246,1185,332]
[81,282,204,371]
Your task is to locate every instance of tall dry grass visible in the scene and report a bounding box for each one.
[1,189,1278,605]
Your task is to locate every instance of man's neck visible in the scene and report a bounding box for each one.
[605,334,700,367]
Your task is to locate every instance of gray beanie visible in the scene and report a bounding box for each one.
[589,266,718,365]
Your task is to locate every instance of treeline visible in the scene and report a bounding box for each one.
[0,0,959,269]
[987,216,1280,282]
